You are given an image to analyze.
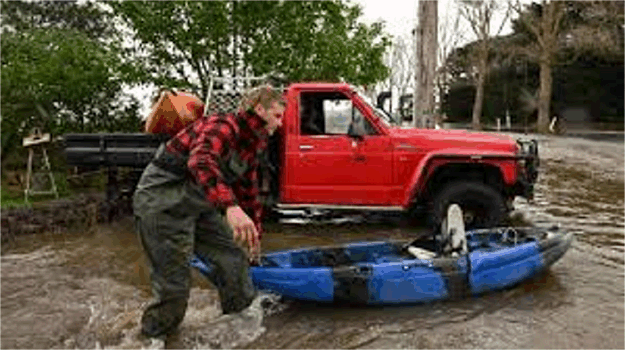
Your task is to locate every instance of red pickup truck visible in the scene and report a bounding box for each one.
[64,82,539,228]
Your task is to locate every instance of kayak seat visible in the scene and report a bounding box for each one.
[288,242,404,267]
[291,248,354,267]
[342,242,402,264]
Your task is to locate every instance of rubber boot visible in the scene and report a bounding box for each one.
[445,204,467,256]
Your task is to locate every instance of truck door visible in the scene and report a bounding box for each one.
[283,91,392,205]
[348,100,393,204]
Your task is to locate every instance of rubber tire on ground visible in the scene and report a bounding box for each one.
[431,181,506,230]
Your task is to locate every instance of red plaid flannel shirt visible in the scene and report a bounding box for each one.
[165,110,268,231]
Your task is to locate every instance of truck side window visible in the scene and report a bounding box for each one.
[300,92,376,136]
[300,94,325,135]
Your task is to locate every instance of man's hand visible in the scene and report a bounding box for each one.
[226,206,259,254]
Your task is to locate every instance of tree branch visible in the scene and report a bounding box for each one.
[493,4,511,36]
[511,0,546,48]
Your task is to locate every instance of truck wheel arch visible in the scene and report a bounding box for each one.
[403,154,508,208]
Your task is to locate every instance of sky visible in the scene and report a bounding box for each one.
[355,0,427,39]
[354,0,517,41]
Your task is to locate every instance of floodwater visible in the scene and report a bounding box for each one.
[2,134,623,349]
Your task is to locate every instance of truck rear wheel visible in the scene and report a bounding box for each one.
[431,181,505,230]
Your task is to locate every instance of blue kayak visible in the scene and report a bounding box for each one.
[190,226,573,305]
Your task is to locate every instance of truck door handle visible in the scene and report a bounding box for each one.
[299,145,314,151]
[354,155,366,162]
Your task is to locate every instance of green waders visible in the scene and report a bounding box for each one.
[133,148,256,338]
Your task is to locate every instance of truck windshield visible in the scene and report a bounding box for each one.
[357,93,398,127]
[373,106,397,127]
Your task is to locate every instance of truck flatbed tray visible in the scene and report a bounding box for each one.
[64,133,169,168]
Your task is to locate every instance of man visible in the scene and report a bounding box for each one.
[133,85,285,344]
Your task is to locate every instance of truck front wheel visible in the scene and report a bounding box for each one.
[431,181,505,230]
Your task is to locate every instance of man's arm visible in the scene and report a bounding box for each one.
[185,120,239,209]
[232,167,264,234]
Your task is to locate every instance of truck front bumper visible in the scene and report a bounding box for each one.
[514,139,539,200]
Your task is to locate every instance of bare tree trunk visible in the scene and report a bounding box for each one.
[537,56,552,133]
[472,36,488,130]
[472,61,486,130]
[414,0,438,128]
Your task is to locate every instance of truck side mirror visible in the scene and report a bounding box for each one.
[347,127,363,140]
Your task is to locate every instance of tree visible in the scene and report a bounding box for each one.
[1,0,115,39]
[0,0,142,160]
[555,1,624,61]
[111,1,391,97]
[435,1,467,122]
[441,1,623,128]
[109,1,230,96]
[240,1,390,86]
[509,0,568,133]
[510,0,625,132]
[458,0,510,130]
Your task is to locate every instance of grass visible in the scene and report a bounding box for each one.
[1,186,31,209]
[1,172,79,210]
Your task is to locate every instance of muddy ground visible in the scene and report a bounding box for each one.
[2,133,623,349]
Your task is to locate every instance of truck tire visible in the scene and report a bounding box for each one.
[431,181,505,230]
